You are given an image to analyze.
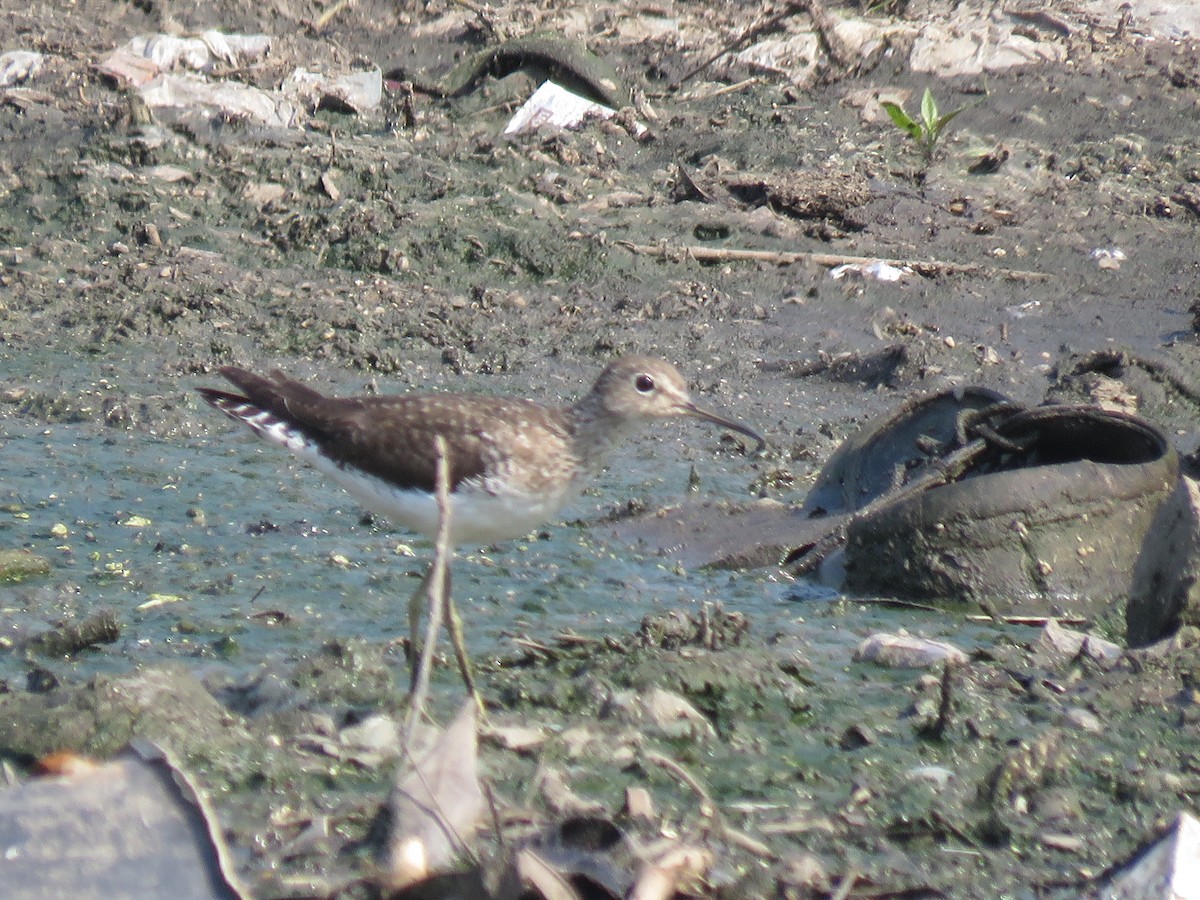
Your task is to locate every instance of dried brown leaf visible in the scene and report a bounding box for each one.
[378,701,483,890]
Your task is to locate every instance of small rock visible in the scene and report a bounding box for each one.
[538,768,604,817]
[622,786,655,822]
[1036,619,1122,665]
[340,713,401,767]
[1039,831,1084,853]
[854,632,968,669]
[26,667,60,693]
[838,723,875,750]
[601,687,715,740]
[559,725,598,757]
[1061,706,1103,734]
[483,723,548,754]
[779,852,830,893]
[906,765,955,788]
[0,549,51,584]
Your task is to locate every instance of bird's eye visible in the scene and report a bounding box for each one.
[634,374,655,393]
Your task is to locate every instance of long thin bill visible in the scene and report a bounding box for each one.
[684,403,766,453]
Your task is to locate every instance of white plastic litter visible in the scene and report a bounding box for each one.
[283,67,382,113]
[139,73,300,129]
[829,261,909,282]
[123,31,271,73]
[0,50,44,87]
[504,80,645,137]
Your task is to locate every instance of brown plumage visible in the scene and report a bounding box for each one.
[198,356,763,545]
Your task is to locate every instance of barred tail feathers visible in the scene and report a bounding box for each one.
[196,387,317,457]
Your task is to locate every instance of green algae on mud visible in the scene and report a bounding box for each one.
[4,524,1200,896]
[0,549,52,585]
[4,0,1200,894]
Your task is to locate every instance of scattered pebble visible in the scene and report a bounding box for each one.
[600,686,716,740]
[854,632,968,669]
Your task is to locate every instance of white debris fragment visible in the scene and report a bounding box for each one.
[905,765,955,788]
[122,31,271,73]
[1102,811,1200,899]
[138,73,300,129]
[283,67,383,113]
[829,261,911,282]
[504,80,645,137]
[0,50,44,87]
[854,632,968,669]
[1091,247,1126,270]
[908,8,1065,76]
[98,32,272,88]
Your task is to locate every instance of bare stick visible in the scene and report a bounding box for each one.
[671,0,809,89]
[313,0,353,31]
[641,750,718,819]
[640,750,774,859]
[406,436,454,737]
[614,239,1053,283]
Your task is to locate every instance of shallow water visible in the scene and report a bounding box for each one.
[0,355,777,684]
[0,353,1019,698]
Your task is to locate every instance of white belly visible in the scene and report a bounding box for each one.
[311,453,572,545]
[230,407,574,544]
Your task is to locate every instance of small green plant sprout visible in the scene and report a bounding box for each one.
[880,87,967,164]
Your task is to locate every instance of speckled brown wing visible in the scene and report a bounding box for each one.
[309,393,572,495]
[211,367,575,496]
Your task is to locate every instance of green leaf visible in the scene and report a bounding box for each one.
[935,106,966,132]
[920,87,938,131]
[880,101,922,141]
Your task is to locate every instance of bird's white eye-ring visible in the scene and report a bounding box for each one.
[635,374,655,393]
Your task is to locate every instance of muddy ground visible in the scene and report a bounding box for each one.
[5,0,1200,896]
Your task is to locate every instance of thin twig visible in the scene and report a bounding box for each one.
[614,239,1052,282]
[510,635,559,655]
[839,596,946,614]
[670,0,809,89]
[641,751,775,860]
[964,613,1088,627]
[313,0,353,31]
[830,869,860,900]
[406,436,453,738]
[918,660,957,741]
[677,76,762,102]
[642,750,718,819]
[444,591,483,712]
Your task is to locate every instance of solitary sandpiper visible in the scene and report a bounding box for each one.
[197,355,763,698]
[197,355,763,546]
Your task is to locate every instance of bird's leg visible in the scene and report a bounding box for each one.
[406,565,485,718]
[406,567,431,685]
[440,570,484,716]
[408,435,484,718]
